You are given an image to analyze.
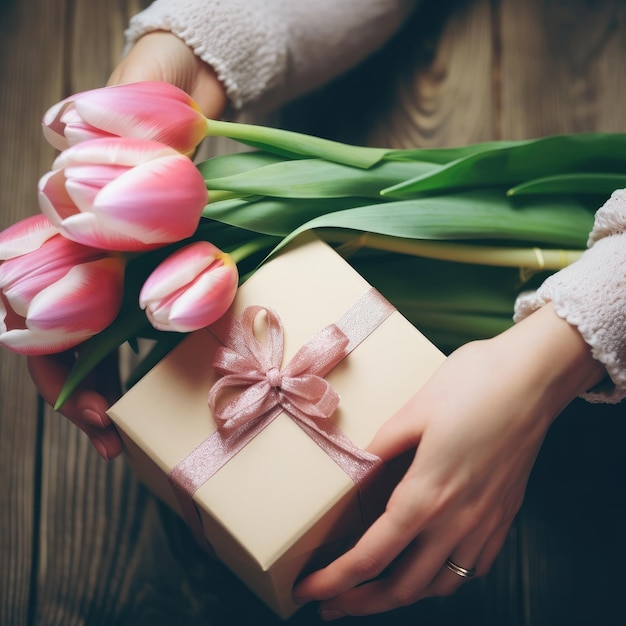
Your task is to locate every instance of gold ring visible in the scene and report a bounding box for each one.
[445,558,476,578]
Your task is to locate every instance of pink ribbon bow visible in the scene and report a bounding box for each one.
[169,288,395,547]
[208,305,350,436]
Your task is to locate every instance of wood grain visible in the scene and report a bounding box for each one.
[0,1,65,624]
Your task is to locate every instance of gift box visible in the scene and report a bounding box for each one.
[107,234,446,618]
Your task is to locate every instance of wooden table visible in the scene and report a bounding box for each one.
[1,1,624,624]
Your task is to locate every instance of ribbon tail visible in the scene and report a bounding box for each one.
[284,399,386,526]
[168,406,282,546]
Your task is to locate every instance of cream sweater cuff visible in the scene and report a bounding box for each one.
[514,208,626,404]
[125,0,418,112]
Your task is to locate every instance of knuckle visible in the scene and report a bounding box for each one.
[389,583,422,607]
[430,578,463,598]
[352,554,386,581]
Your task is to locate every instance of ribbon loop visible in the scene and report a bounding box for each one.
[208,306,350,433]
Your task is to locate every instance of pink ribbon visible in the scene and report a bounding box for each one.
[168,287,395,547]
[208,305,349,435]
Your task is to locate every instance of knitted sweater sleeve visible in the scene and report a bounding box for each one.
[125,0,419,112]
[514,190,626,403]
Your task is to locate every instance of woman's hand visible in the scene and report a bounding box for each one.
[26,30,229,460]
[28,350,123,460]
[293,303,607,619]
[107,30,227,119]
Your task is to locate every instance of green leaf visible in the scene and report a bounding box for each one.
[508,172,626,196]
[124,333,186,389]
[195,151,284,179]
[384,140,523,164]
[382,133,626,196]
[204,196,387,236]
[351,253,528,315]
[55,306,150,410]
[202,158,438,199]
[272,190,594,255]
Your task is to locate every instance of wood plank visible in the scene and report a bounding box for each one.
[0,0,66,624]
[500,0,626,136]
[28,4,189,624]
[497,1,626,625]
[367,0,496,148]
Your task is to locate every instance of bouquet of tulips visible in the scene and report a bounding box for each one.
[1,81,625,408]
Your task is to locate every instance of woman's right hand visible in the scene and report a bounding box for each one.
[26,30,228,460]
[107,30,228,119]
[28,351,124,460]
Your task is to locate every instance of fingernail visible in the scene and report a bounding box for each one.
[91,437,109,461]
[320,609,345,621]
[82,408,105,427]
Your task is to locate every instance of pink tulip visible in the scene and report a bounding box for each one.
[0,216,125,355]
[139,241,238,333]
[42,81,208,156]
[38,137,209,252]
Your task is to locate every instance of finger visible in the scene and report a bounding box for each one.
[294,458,451,606]
[314,528,458,616]
[28,354,107,425]
[424,516,512,599]
[473,520,512,576]
[294,490,426,604]
[89,425,124,461]
[27,353,74,408]
[27,353,124,460]
[310,503,507,616]
[366,393,426,461]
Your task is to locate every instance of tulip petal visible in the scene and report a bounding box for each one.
[53,137,176,170]
[74,84,208,154]
[0,214,58,260]
[27,257,124,332]
[41,100,71,151]
[64,164,129,212]
[139,241,222,303]
[56,210,150,252]
[164,265,238,332]
[60,106,117,145]
[40,138,206,251]
[0,235,107,300]
[38,169,77,224]
[144,252,238,333]
[0,327,93,355]
[91,154,207,246]
[1,288,90,355]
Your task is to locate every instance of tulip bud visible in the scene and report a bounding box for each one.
[42,81,208,156]
[0,217,125,355]
[139,241,238,333]
[38,137,209,252]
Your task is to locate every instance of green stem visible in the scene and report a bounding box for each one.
[320,230,584,270]
[227,236,276,265]
[207,188,249,203]
[205,118,390,169]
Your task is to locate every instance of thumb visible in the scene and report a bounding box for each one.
[365,392,425,461]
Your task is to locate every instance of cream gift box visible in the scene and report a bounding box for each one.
[107,234,446,619]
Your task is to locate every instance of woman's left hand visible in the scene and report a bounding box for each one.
[292,303,606,619]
